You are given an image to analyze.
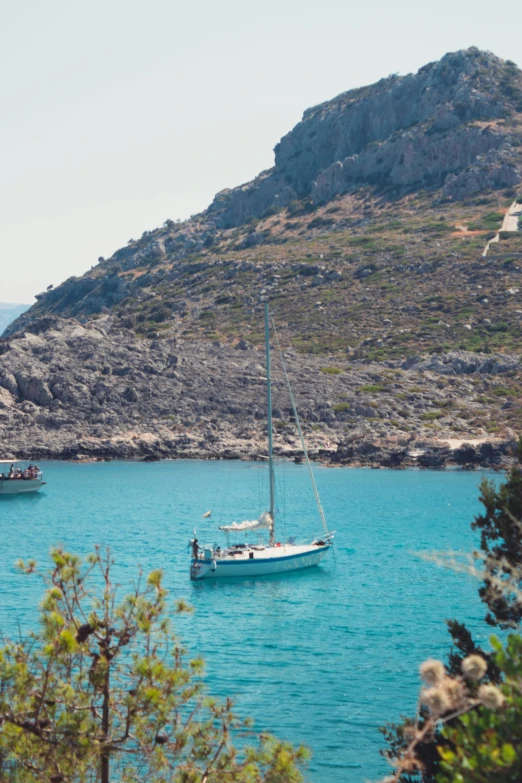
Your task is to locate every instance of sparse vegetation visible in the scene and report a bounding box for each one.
[359,384,386,393]
[467,212,504,231]
[320,366,342,375]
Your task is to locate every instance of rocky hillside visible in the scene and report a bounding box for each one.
[0,315,518,467]
[2,48,522,466]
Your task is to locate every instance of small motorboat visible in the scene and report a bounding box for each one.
[0,460,45,495]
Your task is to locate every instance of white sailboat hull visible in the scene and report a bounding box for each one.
[0,479,43,495]
[191,543,331,580]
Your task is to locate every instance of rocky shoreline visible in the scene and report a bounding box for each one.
[0,316,519,471]
[326,437,515,469]
[9,436,514,472]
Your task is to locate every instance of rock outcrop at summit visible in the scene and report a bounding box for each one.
[209,48,522,226]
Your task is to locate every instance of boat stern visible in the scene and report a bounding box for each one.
[190,558,216,580]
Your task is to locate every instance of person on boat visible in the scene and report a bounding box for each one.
[8,464,14,478]
[192,538,200,562]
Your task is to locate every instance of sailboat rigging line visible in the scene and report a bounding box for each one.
[282,458,287,540]
[270,314,330,537]
[217,457,233,527]
[256,460,262,518]
[206,454,225,527]
[264,302,276,546]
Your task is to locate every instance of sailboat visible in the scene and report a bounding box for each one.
[189,302,334,580]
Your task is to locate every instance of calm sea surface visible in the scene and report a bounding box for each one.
[0,461,498,781]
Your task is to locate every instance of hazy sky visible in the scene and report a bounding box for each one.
[1,0,521,302]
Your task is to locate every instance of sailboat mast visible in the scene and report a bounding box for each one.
[264,301,276,545]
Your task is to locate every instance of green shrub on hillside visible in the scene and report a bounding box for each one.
[490,387,516,397]
[468,212,504,232]
[359,384,385,393]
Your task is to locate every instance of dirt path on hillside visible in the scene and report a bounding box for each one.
[482,200,521,256]
[501,200,522,231]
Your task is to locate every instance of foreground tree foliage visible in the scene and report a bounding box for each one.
[381,638,522,782]
[0,548,307,783]
[380,440,522,782]
[472,441,522,629]
[438,635,522,783]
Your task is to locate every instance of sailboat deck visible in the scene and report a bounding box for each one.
[202,542,329,564]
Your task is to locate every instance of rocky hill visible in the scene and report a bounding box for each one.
[210,48,522,226]
[2,48,522,466]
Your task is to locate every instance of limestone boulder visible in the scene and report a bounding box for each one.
[15,373,53,406]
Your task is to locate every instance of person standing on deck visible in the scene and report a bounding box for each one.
[192,538,200,562]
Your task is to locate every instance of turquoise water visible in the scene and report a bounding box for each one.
[0,461,497,781]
